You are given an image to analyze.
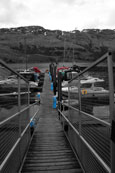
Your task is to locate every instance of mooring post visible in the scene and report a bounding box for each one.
[53,64,57,95]
[51,63,54,82]
[58,72,62,118]
[107,51,115,173]
[49,63,51,74]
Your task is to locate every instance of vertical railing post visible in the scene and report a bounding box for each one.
[78,76,81,136]
[18,76,21,165]
[27,82,31,147]
[68,83,70,120]
[27,83,30,127]
[18,76,21,136]
[28,83,30,106]
[107,51,115,173]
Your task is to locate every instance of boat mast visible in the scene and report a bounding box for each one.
[73,45,75,65]
[62,31,66,64]
[63,34,66,64]
[24,34,27,71]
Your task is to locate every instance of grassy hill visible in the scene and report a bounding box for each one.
[0,26,115,63]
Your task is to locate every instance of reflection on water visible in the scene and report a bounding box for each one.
[93,105,109,119]
[0,92,38,122]
[0,105,18,121]
[68,97,110,122]
[0,96,28,122]
[81,98,110,122]
[81,101,109,120]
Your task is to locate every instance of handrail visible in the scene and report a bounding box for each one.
[58,51,114,173]
[69,51,111,83]
[0,59,29,83]
[0,91,30,97]
[0,101,40,171]
[58,108,111,173]
[0,59,40,172]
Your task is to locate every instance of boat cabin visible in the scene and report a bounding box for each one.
[19,71,39,82]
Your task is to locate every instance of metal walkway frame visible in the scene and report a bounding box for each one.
[58,52,115,173]
[0,60,40,172]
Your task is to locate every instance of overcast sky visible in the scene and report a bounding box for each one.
[0,0,115,31]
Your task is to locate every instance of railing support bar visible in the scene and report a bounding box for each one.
[28,84,30,106]
[18,77,21,137]
[18,76,21,166]
[78,76,81,135]
[108,52,115,173]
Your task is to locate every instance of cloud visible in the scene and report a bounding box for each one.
[105,8,115,28]
[0,0,29,27]
[0,0,115,30]
[50,0,76,5]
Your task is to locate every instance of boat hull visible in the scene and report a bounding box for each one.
[62,90,110,104]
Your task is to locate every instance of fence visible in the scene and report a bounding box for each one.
[0,60,40,173]
[58,52,115,173]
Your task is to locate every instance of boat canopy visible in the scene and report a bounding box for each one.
[57,66,69,72]
[33,67,41,73]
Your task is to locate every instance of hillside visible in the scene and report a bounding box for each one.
[0,26,115,63]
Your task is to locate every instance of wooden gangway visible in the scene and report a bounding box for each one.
[21,73,83,173]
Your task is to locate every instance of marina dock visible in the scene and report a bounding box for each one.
[21,73,83,173]
[0,51,115,173]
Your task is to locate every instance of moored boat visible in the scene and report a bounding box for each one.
[62,77,110,102]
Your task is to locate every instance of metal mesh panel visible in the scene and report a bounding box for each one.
[68,125,80,152]
[1,143,20,173]
[69,107,79,132]
[0,62,32,172]
[29,104,39,118]
[20,108,29,133]
[20,79,28,108]
[0,116,19,165]
[80,139,109,173]
[19,128,31,162]
[60,54,112,173]
[81,113,111,167]
[67,125,109,173]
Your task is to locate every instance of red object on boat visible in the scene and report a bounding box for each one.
[33,67,41,73]
[57,66,69,72]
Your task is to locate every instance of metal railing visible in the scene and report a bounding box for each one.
[0,60,40,173]
[58,52,115,173]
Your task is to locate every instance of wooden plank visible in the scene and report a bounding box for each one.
[22,164,81,171]
[25,157,77,163]
[23,160,79,167]
[22,168,82,173]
